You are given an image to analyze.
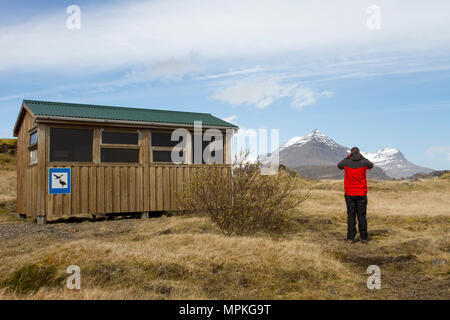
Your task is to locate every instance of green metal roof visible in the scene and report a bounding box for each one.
[22,100,238,128]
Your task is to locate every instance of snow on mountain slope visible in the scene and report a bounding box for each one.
[361,148,433,179]
[274,130,433,179]
[277,129,349,168]
[280,129,342,151]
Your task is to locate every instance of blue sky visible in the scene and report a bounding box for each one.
[1,0,450,169]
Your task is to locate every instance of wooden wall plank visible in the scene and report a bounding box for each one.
[105,166,113,213]
[170,167,176,209]
[136,167,143,212]
[113,167,120,212]
[89,167,97,214]
[81,166,89,214]
[16,111,36,216]
[143,166,149,212]
[129,166,136,212]
[71,166,79,214]
[31,166,36,216]
[27,168,32,215]
[163,167,169,211]
[36,124,46,217]
[63,192,71,216]
[97,166,105,214]
[55,194,62,217]
[120,167,128,212]
[156,167,162,211]
[176,166,183,210]
[150,166,156,211]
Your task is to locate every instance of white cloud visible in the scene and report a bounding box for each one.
[291,87,334,109]
[1,0,450,73]
[222,115,237,123]
[197,66,263,80]
[426,146,450,161]
[212,76,332,109]
[125,52,203,81]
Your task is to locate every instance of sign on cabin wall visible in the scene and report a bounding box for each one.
[48,168,71,194]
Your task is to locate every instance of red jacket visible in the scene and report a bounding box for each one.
[337,153,374,196]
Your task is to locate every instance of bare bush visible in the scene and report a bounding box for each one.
[178,152,309,235]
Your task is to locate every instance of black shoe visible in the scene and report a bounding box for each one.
[361,239,368,244]
[344,238,355,242]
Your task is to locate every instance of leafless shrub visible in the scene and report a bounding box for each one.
[178,151,309,235]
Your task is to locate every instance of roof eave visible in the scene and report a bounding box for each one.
[34,115,239,131]
[13,102,35,137]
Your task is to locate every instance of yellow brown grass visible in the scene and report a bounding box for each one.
[0,160,449,299]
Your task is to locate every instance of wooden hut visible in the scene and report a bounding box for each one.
[13,100,237,224]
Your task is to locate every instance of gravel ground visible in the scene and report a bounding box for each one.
[0,218,138,242]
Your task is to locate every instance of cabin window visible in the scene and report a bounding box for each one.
[100,130,140,163]
[151,131,187,163]
[50,128,93,162]
[29,131,38,164]
[30,149,37,164]
[102,131,139,145]
[101,148,140,163]
[151,132,181,148]
[153,150,185,162]
[192,134,224,164]
[29,131,37,148]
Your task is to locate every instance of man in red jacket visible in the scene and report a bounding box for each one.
[337,147,374,243]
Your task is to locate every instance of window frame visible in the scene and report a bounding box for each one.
[29,130,38,148]
[99,128,142,164]
[150,129,189,164]
[191,131,224,164]
[101,130,139,146]
[28,129,38,165]
[48,126,94,163]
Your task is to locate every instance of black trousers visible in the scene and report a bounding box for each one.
[344,195,368,240]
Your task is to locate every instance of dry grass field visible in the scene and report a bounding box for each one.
[0,156,448,299]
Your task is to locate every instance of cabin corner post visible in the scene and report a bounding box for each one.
[15,120,22,216]
[225,129,233,165]
[37,124,47,222]
[93,127,101,164]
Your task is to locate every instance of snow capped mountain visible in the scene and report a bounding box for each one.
[361,148,401,165]
[276,130,433,179]
[277,129,349,168]
[361,148,433,179]
[280,129,342,151]
[281,136,305,149]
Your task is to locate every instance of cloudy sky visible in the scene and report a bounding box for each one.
[1,0,450,169]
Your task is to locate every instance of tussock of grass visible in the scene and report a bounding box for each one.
[1,263,65,295]
[0,166,16,213]
[0,153,449,299]
[440,172,450,180]
[0,153,16,167]
[0,225,361,299]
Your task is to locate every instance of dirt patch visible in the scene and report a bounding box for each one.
[369,229,390,239]
[0,223,76,241]
[342,253,416,266]
[0,219,135,242]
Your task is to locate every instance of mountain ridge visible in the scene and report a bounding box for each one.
[273,130,433,179]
